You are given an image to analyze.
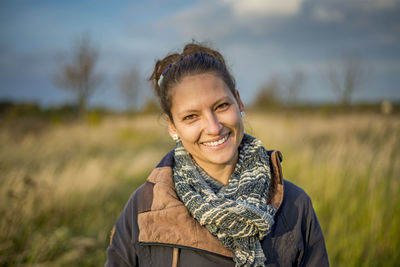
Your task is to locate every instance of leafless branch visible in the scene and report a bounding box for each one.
[53,34,103,115]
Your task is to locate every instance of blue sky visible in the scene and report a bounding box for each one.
[0,0,399,109]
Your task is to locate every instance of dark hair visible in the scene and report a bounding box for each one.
[149,42,236,121]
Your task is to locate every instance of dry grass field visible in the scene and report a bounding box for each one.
[1,112,399,266]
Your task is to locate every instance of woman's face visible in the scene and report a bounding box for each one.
[168,73,245,172]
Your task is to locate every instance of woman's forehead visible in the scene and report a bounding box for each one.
[170,74,234,112]
[173,74,232,96]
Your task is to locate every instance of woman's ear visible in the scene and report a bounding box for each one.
[235,90,245,113]
[167,115,178,140]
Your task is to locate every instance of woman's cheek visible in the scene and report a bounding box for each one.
[221,110,241,127]
[179,122,202,142]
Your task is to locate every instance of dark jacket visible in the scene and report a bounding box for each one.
[106,150,329,267]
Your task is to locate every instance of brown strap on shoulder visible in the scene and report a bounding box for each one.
[268,150,284,211]
[172,247,179,267]
[109,226,116,245]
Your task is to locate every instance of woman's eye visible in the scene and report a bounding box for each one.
[183,114,196,121]
[217,103,229,110]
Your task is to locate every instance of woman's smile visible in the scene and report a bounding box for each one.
[201,132,230,149]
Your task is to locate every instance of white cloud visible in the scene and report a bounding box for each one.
[222,0,303,17]
[313,6,345,22]
[166,2,237,41]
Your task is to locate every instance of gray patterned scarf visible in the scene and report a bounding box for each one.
[173,133,276,267]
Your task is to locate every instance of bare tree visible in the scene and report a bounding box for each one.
[327,54,367,106]
[119,68,141,111]
[284,70,305,107]
[53,35,103,115]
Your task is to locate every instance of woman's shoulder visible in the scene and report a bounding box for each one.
[277,179,318,232]
[280,179,314,216]
[283,180,310,201]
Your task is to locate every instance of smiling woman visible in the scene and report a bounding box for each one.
[168,73,244,185]
[105,42,329,267]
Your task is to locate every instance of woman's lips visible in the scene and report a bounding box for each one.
[202,132,230,148]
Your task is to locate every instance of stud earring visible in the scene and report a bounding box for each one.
[240,111,245,117]
[172,134,179,141]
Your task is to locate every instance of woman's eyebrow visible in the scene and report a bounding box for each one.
[176,96,231,117]
[214,96,230,104]
[178,109,199,116]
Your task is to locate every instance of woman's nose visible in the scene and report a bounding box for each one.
[203,113,223,135]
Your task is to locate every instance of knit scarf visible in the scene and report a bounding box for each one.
[173,133,276,267]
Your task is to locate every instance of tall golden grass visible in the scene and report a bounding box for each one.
[1,112,399,266]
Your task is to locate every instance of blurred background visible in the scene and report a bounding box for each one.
[0,0,399,266]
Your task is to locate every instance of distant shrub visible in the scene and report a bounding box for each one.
[142,98,161,114]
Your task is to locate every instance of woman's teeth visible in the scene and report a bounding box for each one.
[203,134,228,147]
